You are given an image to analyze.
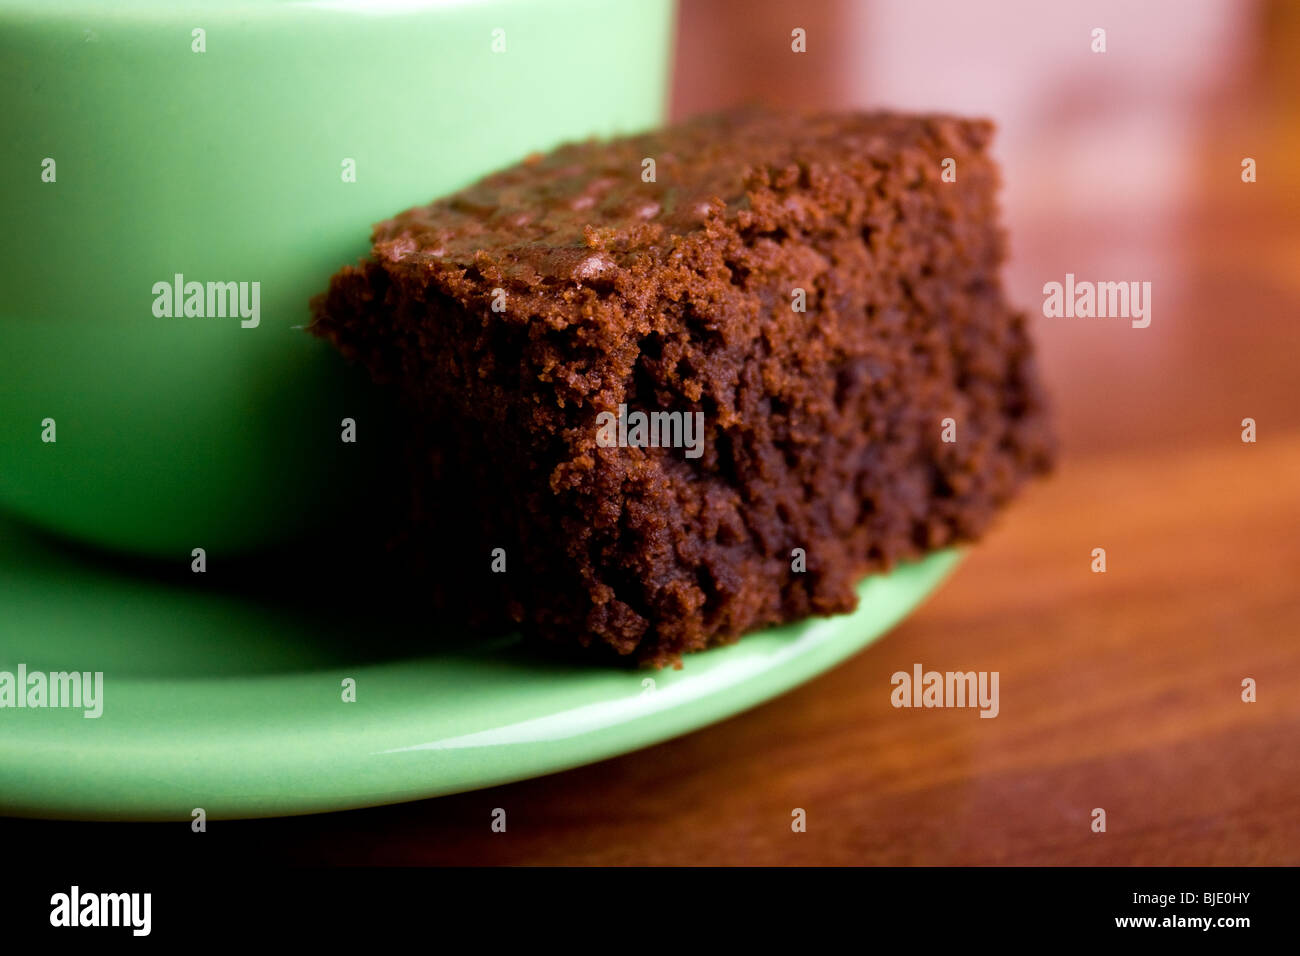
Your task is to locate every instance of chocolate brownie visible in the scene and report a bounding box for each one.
[310,108,1054,666]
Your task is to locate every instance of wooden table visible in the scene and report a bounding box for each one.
[6,43,1298,870]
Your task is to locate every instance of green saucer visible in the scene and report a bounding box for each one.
[0,514,961,821]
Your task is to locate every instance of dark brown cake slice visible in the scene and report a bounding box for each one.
[311,108,1053,666]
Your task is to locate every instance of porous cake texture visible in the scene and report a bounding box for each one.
[311,109,1054,665]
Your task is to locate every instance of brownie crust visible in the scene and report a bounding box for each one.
[311,109,1054,666]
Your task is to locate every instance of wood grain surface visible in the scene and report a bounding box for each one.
[4,2,1297,866]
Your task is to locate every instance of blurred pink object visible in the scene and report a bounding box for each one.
[845,0,1256,253]
[675,0,1255,271]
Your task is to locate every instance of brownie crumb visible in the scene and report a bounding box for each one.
[311,108,1054,666]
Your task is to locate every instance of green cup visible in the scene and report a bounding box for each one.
[0,0,674,555]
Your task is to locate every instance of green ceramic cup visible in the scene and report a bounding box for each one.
[0,0,674,555]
